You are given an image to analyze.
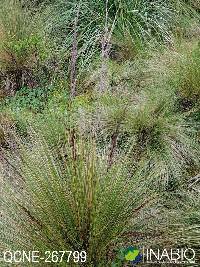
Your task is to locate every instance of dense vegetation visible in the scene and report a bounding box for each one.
[0,0,200,266]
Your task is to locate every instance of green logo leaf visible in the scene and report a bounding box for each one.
[125,249,139,261]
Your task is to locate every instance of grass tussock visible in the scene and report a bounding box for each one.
[1,132,156,266]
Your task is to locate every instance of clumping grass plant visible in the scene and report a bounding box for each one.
[0,130,156,266]
[75,86,200,190]
[175,43,200,106]
[37,0,199,77]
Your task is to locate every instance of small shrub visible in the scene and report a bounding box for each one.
[0,0,47,94]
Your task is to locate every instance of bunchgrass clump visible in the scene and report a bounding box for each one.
[0,130,155,266]
[175,43,200,106]
[76,86,200,190]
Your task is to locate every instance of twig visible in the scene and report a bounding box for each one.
[70,2,81,98]
[107,123,120,169]
[99,0,110,92]
[107,104,128,169]
[69,128,77,162]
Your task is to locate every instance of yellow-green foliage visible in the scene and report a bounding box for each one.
[177,44,200,101]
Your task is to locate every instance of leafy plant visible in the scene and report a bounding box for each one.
[5,86,53,113]
[0,0,47,94]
